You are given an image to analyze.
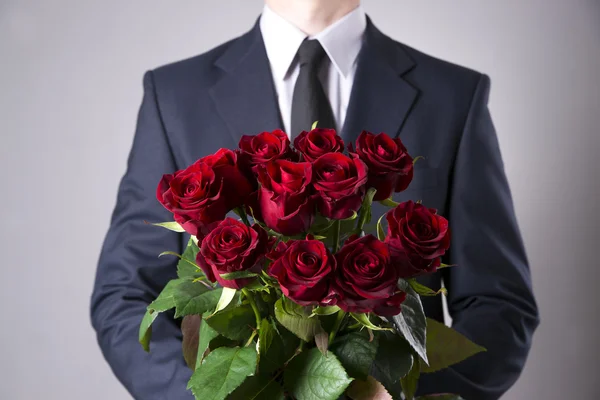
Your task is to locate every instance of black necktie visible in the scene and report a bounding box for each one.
[291,39,336,138]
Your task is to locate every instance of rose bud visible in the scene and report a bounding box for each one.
[238,129,297,170]
[253,159,315,236]
[293,128,345,162]
[156,149,253,236]
[268,237,337,306]
[353,131,413,201]
[385,201,451,277]
[196,218,273,289]
[312,153,368,220]
[333,235,406,316]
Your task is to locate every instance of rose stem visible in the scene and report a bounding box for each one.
[332,219,341,253]
[328,309,346,345]
[235,207,251,226]
[242,288,262,329]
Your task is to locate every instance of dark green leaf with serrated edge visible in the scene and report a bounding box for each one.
[311,305,341,316]
[416,395,465,400]
[258,319,287,375]
[392,279,428,364]
[331,331,378,380]
[196,314,219,368]
[205,304,256,341]
[346,376,393,400]
[420,318,486,374]
[371,331,413,393]
[274,297,323,342]
[228,375,285,400]
[400,353,420,400]
[182,315,201,369]
[187,346,257,400]
[177,237,203,278]
[180,288,222,316]
[173,280,218,318]
[284,348,353,400]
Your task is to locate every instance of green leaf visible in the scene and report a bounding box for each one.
[376,214,386,241]
[178,237,203,279]
[205,304,256,341]
[379,198,400,208]
[213,287,237,315]
[392,279,428,364]
[220,271,258,280]
[311,120,319,130]
[311,305,341,316]
[346,376,393,400]
[371,332,414,393]
[351,313,393,331]
[228,375,285,400]
[408,279,447,297]
[357,188,377,230]
[331,332,378,380]
[258,319,288,375]
[187,346,258,400]
[138,309,158,352]
[274,297,323,342]
[412,155,424,166]
[151,221,185,232]
[173,280,219,318]
[197,315,219,367]
[416,395,465,400]
[182,315,201,369]
[420,318,486,374]
[315,330,329,355]
[284,348,353,400]
[438,263,456,269]
[400,354,420,400]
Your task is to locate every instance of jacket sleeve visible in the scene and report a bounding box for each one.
[416,74,540,400]
[91,71,194,399]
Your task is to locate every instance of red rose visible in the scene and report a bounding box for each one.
[333,235,406,316]
[196,218,273,289]
[354,131,413,201]
[268,237,336,306]
[238,129,296,169]
[385,201,450,277]
[312,153,368,220]
[254,160,315,236]
[156,149,253,236]
[293,128,344,162]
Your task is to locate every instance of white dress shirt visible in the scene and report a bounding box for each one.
[259,5,367,136]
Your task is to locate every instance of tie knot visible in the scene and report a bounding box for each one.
[297,39,327,66]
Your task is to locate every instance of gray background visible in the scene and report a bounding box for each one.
[1,0,599,399]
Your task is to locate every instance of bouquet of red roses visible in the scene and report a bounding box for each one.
[139,127,485,400]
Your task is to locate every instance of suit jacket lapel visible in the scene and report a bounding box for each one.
[341,19,419,145]
[209,20,283,147]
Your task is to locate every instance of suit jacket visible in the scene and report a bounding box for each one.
[91,18,539,400]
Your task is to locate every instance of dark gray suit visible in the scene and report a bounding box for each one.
[91,18,539,400]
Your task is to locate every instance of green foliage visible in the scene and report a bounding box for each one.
[151,221,185,232]
[197,315,219,368]
[330,331,378,380]
[392,279,428,364]
[228,375,285,400]
[351,313,393,331]
[420,318,486,374]
[213,287,237,315]
[274,297,324,342]
[258,319,292,375]
[346,376,393,400]
[400,353,421,400]
[284,348,353,400]
[204,304,256,341]
[379,197,400,208]
[357,188,378,231]
[376,214,386,241]
[371,332,414,393]
[408,279,447,297]
[220,271,258,280]
[311,305,341,316]
[187,346,257,400]
[177,237,203,279]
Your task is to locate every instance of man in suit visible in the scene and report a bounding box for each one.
[91,1,539,399]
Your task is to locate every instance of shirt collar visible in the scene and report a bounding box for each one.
[260,4,367,81]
